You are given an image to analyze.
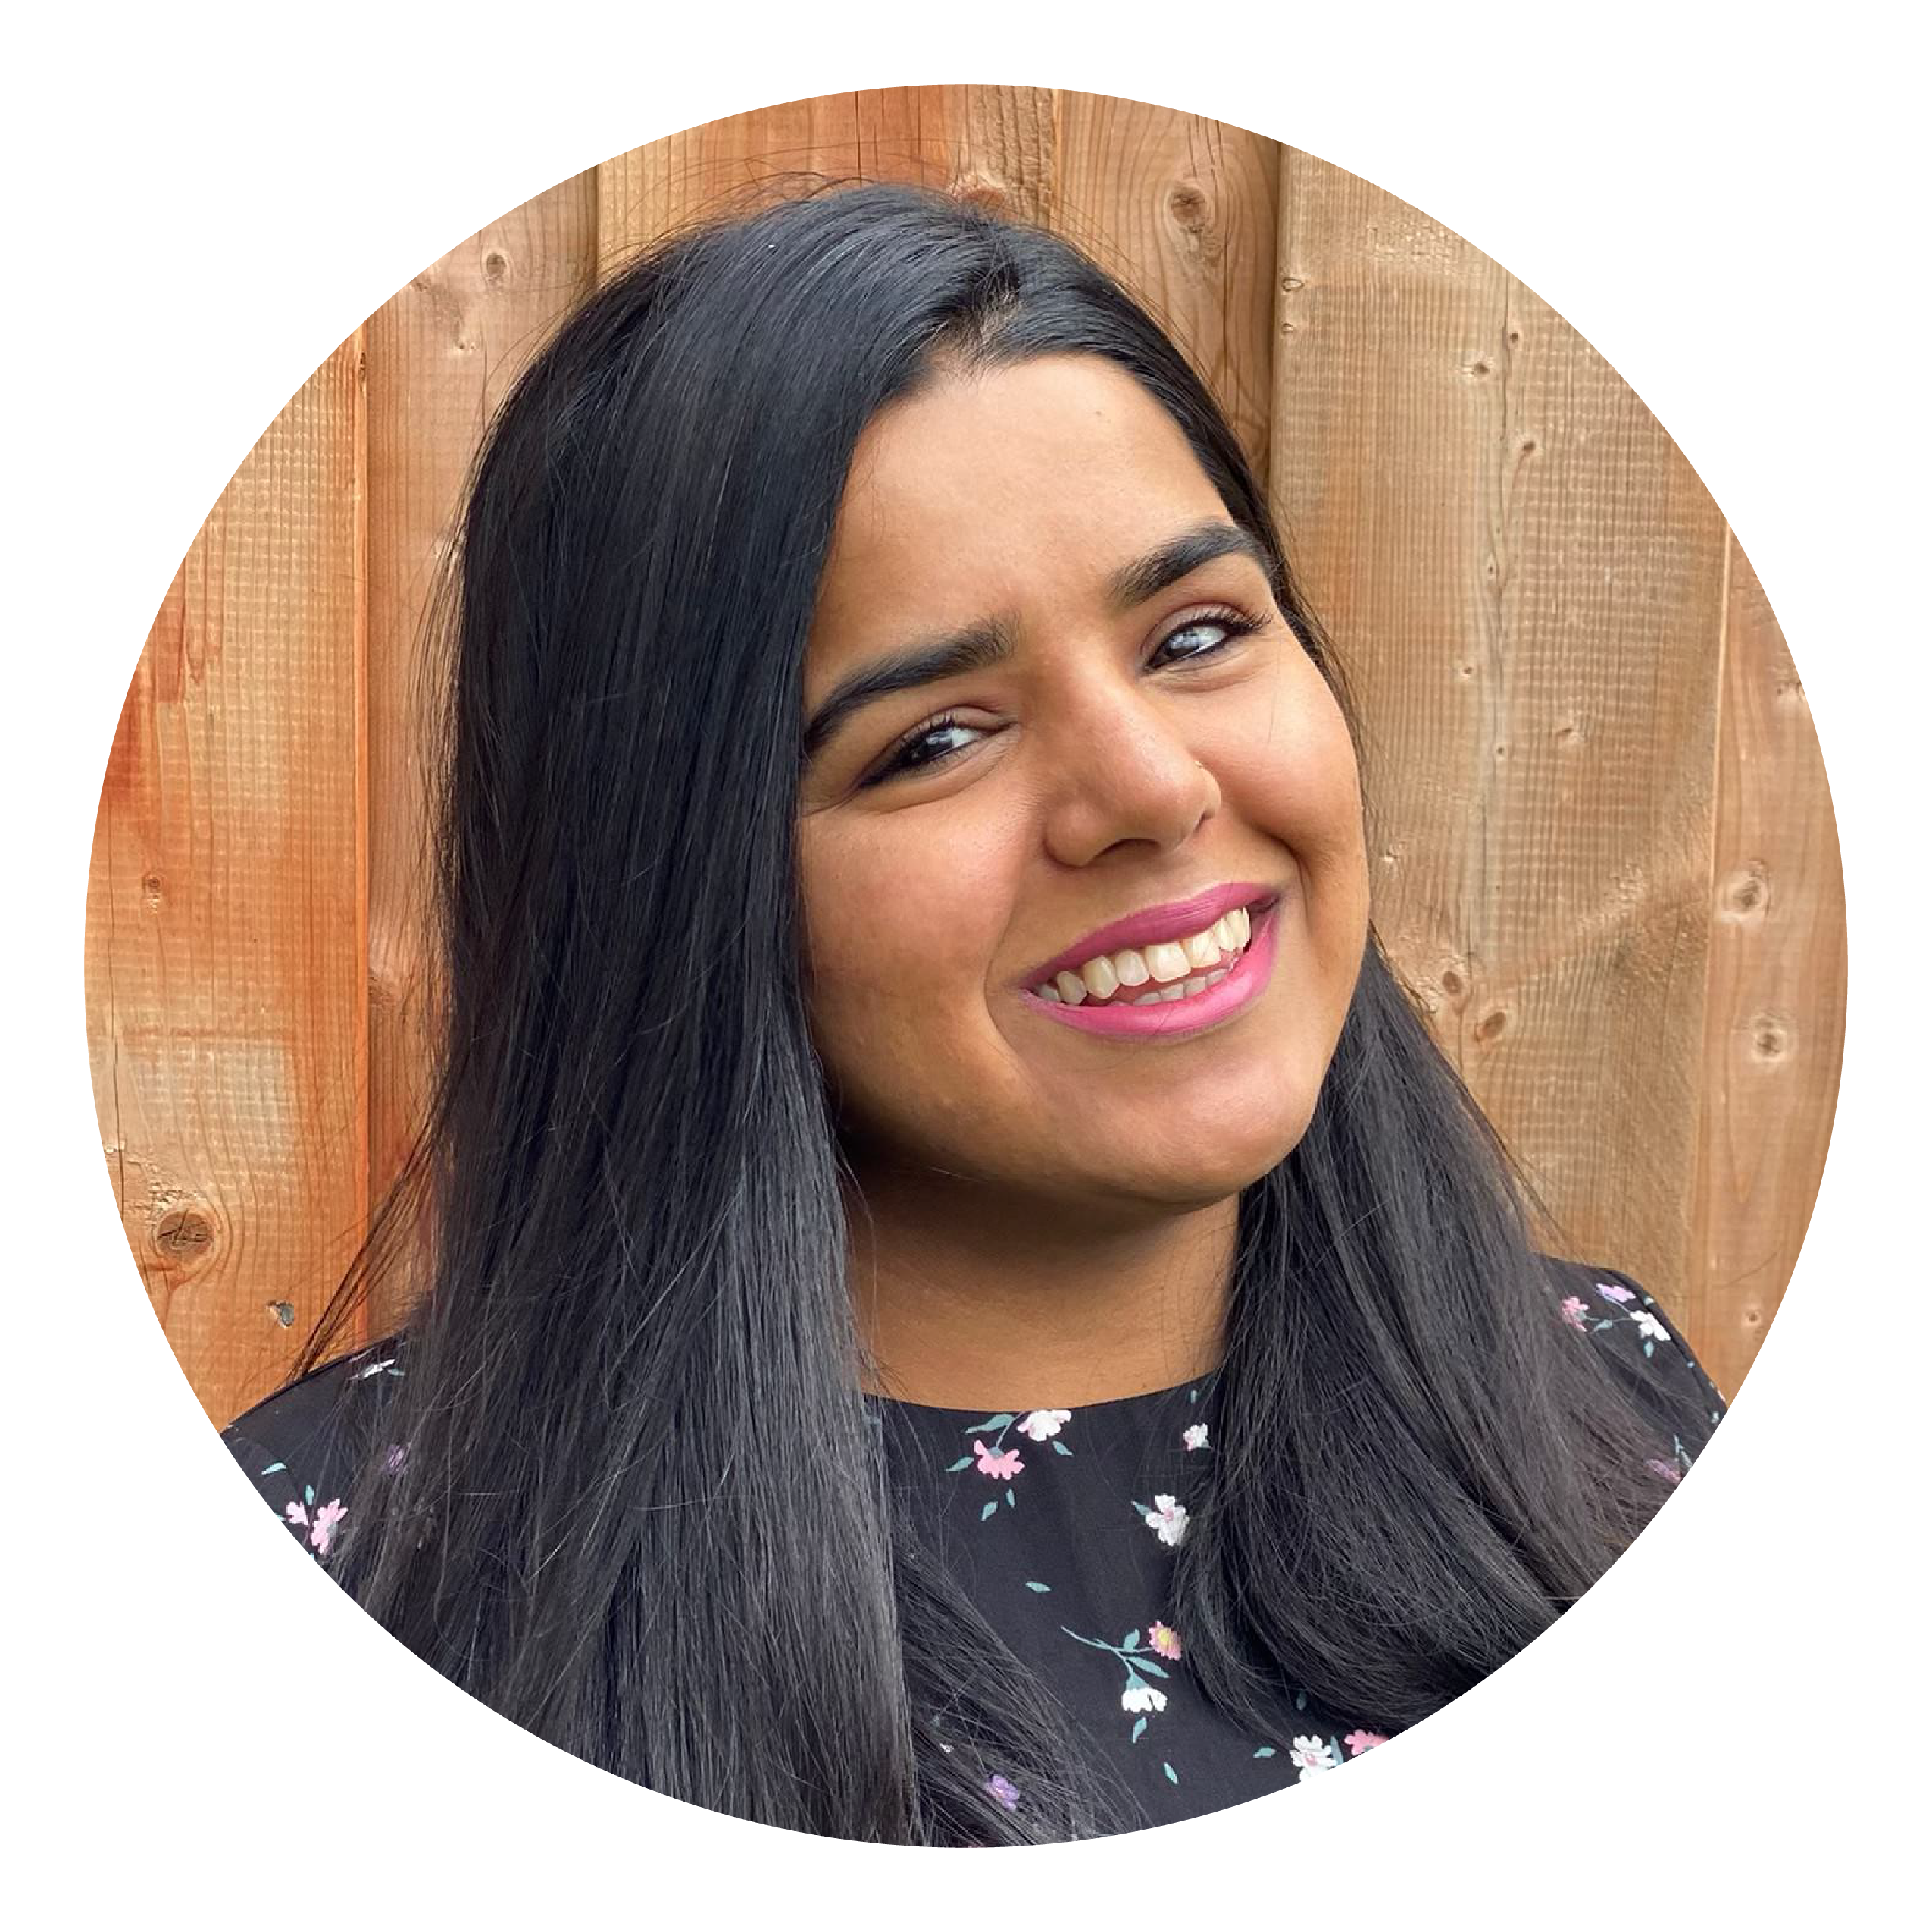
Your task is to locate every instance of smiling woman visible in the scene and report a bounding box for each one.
[214,179,1724,1844]
[798,352,1371,1411]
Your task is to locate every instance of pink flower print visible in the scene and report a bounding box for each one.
[1147,1621,1183,1661]
[284,1493,347,1555]
[1142,1494,1190,1547]
[974,1440,1024,1480]
[1646,1456,1683,1484]
[984,1774,1021,1812]
[1014,1408,1072,1442]
[310,1498,347,1554]
[1595,1280,1635,1305]
[1182,1421,1210,1451]
[1343,1730,1389,1756]
[1560,1295,1590,1330]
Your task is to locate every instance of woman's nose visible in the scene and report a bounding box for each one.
[1035,689,1219,868]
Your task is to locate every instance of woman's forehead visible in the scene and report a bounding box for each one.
[845,355,1203,518]
[811,359,1225,637]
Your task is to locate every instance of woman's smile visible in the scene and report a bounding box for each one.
[1020,891,1285,1040]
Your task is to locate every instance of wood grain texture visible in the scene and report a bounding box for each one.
[86,339,367,1426]
[1689,536,1846,1396]
[1268,149,1737,1359]
[86,105,1840,1420]
[596,85,1058,270]
[1054,92,1279,489]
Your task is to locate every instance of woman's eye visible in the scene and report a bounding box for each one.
[862,607,1265,788]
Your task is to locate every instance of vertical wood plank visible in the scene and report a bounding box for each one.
[361,177,600,1338]
[595,85,1058,270]
[1267,150,1839,1391]
[1689,539,1846,1397]
[86,339,367,1426]
[597,92,868,274]
[1268,151,1732,1339]
[1054,93,1280,489]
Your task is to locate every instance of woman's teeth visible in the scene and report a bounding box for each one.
[1033,905,1254,1007]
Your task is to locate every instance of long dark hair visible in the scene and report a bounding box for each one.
[295,178,1681,1843]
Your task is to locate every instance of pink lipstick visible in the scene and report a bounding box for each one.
[1016,882,1279,993]
[1019,894,1283,1039]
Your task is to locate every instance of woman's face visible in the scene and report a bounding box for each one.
[797,352,1370,1221]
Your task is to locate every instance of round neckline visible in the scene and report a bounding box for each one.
[862,1364,1223,1421]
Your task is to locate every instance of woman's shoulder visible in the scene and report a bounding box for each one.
[220,1336,408,1561]
[224,1334,408,1447]
[1546,1259,1730,1445]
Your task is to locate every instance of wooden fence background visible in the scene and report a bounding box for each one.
[84,88,1844,1429]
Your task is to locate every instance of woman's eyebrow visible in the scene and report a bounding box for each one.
[802,519,1273,761]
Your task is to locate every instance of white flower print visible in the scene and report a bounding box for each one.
[1298,1739,1344,1793]
[1182,1421,1209,1452]
[1121,1683,1168,1715]
[1632,1309,1670,1343]
[1014,1408,1074,1442]
[1143,1493,1190,1546]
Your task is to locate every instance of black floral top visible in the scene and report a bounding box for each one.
[220,1260,1725,1833]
